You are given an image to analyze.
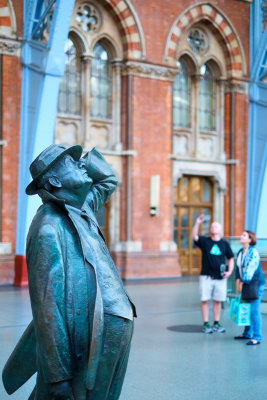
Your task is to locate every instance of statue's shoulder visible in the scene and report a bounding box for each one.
[28,202,68,237]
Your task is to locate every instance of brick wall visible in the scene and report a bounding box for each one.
[2,55,21,247]
[131,77,173,249]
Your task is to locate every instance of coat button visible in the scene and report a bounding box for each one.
[76,310,81,316]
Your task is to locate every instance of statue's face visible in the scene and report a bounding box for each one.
[54,155,93,192]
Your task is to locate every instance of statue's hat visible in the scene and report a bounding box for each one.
[26,144,83,195]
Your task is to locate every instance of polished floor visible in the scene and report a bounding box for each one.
[1,277,267,399]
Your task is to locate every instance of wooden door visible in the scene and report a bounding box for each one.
[173,176,213,275]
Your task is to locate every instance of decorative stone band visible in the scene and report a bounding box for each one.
[169,154,239,166]
[104,0,145,59]
[164,2,246,79]
[224,79,248,94]
[121,61,178,81]
[0,39,20,56]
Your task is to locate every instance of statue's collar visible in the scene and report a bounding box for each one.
[38,189,87,214]
[38,189,66,208]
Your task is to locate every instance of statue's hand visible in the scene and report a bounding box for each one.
[49,380,74,400]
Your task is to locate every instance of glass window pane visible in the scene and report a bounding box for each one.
[198,64,215,130]
[180,208,189,228]
[173,212,178,228]
[58,90,67,114]
[191,177,201,202]
[172,60,191,128]
[91,98,99,117]
[57,38,81,116]
[173,229,178,243]
[201,208,211,230]
[90,42,112,119]
[192,208,200,225]
[203,179,211,202]
[181,230,189,249]
[179,177,189,202]
[100,98,108,117]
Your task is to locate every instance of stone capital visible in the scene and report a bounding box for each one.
[121,61,178,81]
[0,39,20,56]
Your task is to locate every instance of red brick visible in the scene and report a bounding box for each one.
[0,16,11,26]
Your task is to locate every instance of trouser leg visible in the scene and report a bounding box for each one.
[87,314,133,400]
[243,324,252,338]
[251,285,264,341]
[243,285,264,341]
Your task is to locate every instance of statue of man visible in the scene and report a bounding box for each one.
[2,144,136,400]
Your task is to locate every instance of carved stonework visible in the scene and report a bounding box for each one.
[87,122,109,150]
[198,136,214,159]
[121,61,177,81]
[55,119,81,147]
[187,27,209,55]
[173,134,189,156]
[75,2,102,33]
[0,39,20,56]
[224,79,248,94]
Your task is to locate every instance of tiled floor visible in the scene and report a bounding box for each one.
[1,277,267,399]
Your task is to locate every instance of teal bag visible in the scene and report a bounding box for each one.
[229,295,251,326]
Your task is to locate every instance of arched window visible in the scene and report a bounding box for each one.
[58,38,81,116]
[172,60,190,128]
[198,64,215,131]
[90,42,112,119]
[56,36,117,148]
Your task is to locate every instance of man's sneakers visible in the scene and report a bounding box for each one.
[212,322,226,333]
[202,322,226,333]
[202,323,213,334]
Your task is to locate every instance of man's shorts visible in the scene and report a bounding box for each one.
[199,275,227,302]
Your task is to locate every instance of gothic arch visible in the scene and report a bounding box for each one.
[163,2,246,78]
[0,0,17,37]
[102,0,145,59]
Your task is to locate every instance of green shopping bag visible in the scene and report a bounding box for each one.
[229,295,251,326]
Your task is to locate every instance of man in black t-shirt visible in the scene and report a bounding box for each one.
[192,215,234,334]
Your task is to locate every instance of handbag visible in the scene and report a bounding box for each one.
[240,251,259,301]
[229,295,251,326]
[242,279,259,301]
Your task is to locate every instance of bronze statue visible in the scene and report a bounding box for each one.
[2,145,136,400]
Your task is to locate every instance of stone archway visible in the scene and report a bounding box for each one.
[163,2,246,78]
[0,0,17,37]
[102,0,145,59]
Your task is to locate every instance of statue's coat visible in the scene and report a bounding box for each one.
[3,149,135,399]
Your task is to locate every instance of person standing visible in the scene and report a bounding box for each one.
[234,230,265,345]
[191,215,234,334]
